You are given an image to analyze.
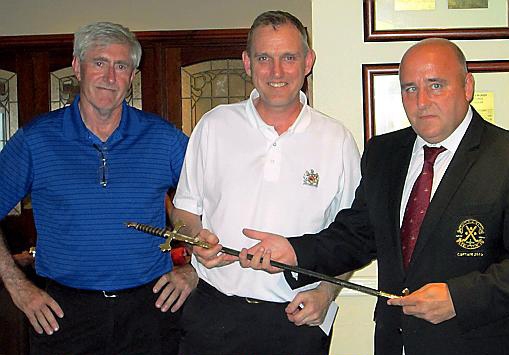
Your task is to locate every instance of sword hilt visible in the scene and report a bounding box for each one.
[125,221,209,251]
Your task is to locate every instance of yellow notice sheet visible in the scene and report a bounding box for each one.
[395,0,436,11]
[472,92,495,124]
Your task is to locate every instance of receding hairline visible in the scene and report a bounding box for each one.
[400,38,468,76]
[246,11,309,56]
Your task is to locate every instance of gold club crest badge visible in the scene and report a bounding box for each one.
[303,169,319,187]
[456,219,485,250]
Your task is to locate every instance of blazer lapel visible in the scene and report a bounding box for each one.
[386,129,415,270]
[409,110,484,269]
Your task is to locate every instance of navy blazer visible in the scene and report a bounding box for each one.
[286,108,509,355]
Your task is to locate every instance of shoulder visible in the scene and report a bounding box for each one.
[190,101,249,138]
[368,126,414,148]
[479,120,509,153]
[23,107,66,134]
[307,107,355,138]
[129,106,188,141]
[200,101,247,124]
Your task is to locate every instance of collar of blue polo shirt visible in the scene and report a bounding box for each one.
[124,220,403,300]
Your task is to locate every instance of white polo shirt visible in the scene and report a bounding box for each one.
[174,89,361,334]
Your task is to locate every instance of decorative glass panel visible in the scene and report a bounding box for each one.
[181,59,253,136]
[50,67,142,110]
[0,69,20,215]
[0,69,18,151]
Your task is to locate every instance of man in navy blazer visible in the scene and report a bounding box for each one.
[200,38,509,354]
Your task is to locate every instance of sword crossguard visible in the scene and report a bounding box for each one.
[125,221,210,252]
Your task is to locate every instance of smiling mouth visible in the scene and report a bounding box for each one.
[269,82,287,88]
[97,86,117,91]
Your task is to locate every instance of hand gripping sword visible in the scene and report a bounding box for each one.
[125,221,401,299]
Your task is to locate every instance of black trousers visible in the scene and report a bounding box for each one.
[178,280,330,355]
[30,278,182,355]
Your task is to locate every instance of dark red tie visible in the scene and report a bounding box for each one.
[401,146,446,269]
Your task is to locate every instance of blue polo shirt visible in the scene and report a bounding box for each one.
[0,97,188,290]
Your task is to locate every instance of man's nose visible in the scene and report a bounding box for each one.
[272,59,283,78]
[104,64,116,83]
[417,89,430,108]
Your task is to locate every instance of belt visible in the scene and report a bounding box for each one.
[45,279,151,298]
[197,279,279,305]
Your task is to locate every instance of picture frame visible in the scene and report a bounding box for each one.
[363,0,509,41]
[362,60,509,141]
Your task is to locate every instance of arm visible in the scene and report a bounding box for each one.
[0,130,63,334]
[151,201,201,312]
[286,272,352,326]
[171,207,236,268]
[0,228,63,334]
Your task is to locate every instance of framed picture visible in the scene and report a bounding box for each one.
[362,60,509,141]
[364,0,509,41]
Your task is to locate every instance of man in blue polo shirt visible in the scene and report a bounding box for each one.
[0,22,196,355]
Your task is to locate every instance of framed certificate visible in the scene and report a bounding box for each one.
[364,0,509,41]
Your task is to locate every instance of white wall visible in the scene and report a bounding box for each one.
[311,1,509,354]
[0,0,311,35]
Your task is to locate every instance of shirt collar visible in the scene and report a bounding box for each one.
[413,106,473,154]
[62,95,141,144]
[245,89,311,136]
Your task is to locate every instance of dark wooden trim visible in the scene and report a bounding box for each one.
[0,29,248,49]
[363,0,509,42]
[137,29,249,47]
[165,47,183,128]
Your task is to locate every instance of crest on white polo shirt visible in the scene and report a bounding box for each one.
[303,169,319,187]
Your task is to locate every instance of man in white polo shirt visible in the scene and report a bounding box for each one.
[172,10,360,355]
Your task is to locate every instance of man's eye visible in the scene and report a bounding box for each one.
[431,83,442,89]
[116,64,128,71]
[284,55,296,61]
[404,87,416,93]
[95,61,104,67]
[257,56,268,62]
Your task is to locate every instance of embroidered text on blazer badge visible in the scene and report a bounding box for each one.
[456,218,485,257]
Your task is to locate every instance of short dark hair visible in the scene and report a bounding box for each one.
[246,10,309,56]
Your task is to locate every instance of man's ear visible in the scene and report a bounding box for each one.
[304,49,316,76]
[242,51,252,77]
[464,72,475,102]
[72,57,81,81]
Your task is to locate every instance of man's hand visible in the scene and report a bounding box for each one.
[286,282,336,327]
[12,251,35,267]
[153,263,199,312]
[9,279,63,335]
[193,229,236,268]
[387,283,456,324]
[238,229,297,273]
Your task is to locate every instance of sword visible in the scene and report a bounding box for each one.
[125,221,401,299]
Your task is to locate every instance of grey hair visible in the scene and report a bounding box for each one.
[73,22,142,68]
[246,10,309,56]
